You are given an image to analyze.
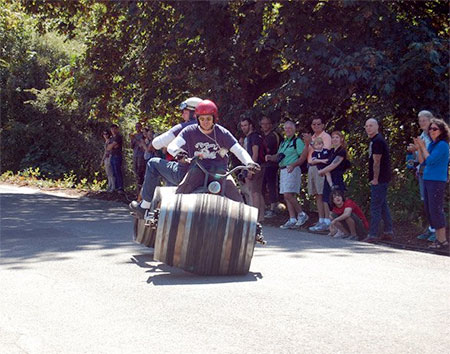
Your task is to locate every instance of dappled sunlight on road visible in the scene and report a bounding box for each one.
[255,225,397,257]
[0,192,133,268]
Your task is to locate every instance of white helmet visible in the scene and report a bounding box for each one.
[179,97,202,111]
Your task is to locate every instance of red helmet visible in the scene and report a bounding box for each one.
[195,99,218,121]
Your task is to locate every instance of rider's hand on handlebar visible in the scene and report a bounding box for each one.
[246,162,261,174]
[175,152,189,163]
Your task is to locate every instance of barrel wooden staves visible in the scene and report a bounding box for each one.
[153,193,258,275]
[133,186,176,247]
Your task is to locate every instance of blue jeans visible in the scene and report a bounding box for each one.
[110,155,123,190]
[423,180,447,229]
[369,183,393,237]
[141,158,188,202]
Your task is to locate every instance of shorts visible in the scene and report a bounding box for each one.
[307,166,325,195]
[246,169,264,193]
[279,166,301,194]
[331,212,368,239]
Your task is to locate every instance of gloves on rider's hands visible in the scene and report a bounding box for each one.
[175,151,189,162]
[246,163,261,174]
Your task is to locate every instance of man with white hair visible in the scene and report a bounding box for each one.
[363,118,394,243]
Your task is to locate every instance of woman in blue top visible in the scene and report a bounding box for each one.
[413,118,450,250]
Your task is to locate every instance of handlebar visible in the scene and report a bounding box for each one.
[190,157,251,179]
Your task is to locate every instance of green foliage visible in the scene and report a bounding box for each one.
[1,1,448,222]
[0,168,107,191]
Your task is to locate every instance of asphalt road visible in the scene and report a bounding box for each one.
[1,183,449,354]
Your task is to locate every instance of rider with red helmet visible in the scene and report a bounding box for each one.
[168,99,259,201]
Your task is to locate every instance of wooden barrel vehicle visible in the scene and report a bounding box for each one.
[153,193,259,275]
[133,186,176,247]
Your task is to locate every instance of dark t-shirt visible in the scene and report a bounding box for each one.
[245,131,264,164]
[111,133,123,156]
[368,133,391,183]
[328,147,348,176]
[176,124,238,169]
[311,148,331,170]
[171,119,196,137]
[262,131,282,166]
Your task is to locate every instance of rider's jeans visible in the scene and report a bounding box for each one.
[141,158,187,202]
[368,182,393,237]
[176,165,243,203]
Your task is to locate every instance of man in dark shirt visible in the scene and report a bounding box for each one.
[259,116,281,218]
[108,124,124,192]
[363,118,393,243]
[130,122,146,191]
[240,118,265,222]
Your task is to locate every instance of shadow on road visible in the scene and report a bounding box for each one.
[130,253,263,285]
[0,193,131,268]
[254,226,398,256]
[1,191,402,275]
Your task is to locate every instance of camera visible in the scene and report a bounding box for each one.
[277,153,286,163]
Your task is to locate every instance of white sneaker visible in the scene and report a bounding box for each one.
[309,222,322,231]
[264,210,276,219]
[333,229,347,238]
[315,222,330,232]
[295,213,309,227]
[309,222,329,232]
[280,219,297,229]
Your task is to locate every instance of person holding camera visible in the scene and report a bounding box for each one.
[130,122,146,191]
[266,120,309,229]
[407,110,435,241]
[412,118,450,250]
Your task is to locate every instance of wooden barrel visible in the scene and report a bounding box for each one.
[153,193,258,275]
[133,186,177,247]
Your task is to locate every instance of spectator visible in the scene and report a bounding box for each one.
[266,121,308,229]
[101,130,115,192]
[309,137,332,187]
[142,128,155,162]
[130,122,146,190]
[407,110,436,241]
[318,131,349,205]
[413,118,449,250]
[363,119,393,243]
[329,189,369,240]
[108,124,124,192]
[304,118,332,232]
[259,116,282,218]
[240,118,265,222]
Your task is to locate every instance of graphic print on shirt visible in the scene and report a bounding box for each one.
[194,141,221,160]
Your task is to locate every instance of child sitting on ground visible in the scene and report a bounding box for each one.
[329,189,369,240]
[310,137,333,187]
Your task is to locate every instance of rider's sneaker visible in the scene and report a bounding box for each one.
[295,212,309,227]
[280,219,297,229]
[129,201,147,219]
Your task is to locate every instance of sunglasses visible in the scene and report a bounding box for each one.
[428,127,439,132]
[198,116,213,122]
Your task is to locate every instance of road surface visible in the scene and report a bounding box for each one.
[1,184,449,354]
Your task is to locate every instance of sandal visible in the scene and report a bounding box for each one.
[428,240,449,250]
